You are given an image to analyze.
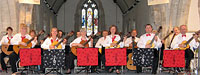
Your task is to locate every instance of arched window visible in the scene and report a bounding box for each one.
[81,0,98,36]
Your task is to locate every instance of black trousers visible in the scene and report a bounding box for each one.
[65,52,76,69]
[0,52,8,70]
[136,49,159,74]
[185,49,194,70]
[9,52,19,73]
[101,54,121,72]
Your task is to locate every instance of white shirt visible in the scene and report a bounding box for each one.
[123,37,139,47]
[0,35,13,46]
[137,33,162,48]
[41,37,66,49]
[70,36,92,47]
[171,33,199,50]
[11,33,37,48]
[106,34,124,48]
[95,36,110,48]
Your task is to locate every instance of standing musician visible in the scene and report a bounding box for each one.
[9,23,37,74]
[0,27,13,72]
[123,29,139,47]
[41,27,67,49]
[68,28,93,74]
[136,24,162,74]
[171,25,199,72]
[105,25,121,74]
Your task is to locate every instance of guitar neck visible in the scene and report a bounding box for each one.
[26,34,41,44]
[150,34,156,45]
[55,36,70,47]
[82,38,91,46]
[185,37,194,45]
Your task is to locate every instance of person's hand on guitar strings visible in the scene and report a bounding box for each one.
[49,45,55,49]
[178,44,186,48]
[63,39,67,44]
[145,44,151,48]
[19,42,27,46]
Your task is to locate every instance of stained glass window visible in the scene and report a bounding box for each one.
[82,0,98,36]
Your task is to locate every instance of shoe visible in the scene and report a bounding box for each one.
[116,69,121,74]
[108,68,113,73]
[64,71,71,74]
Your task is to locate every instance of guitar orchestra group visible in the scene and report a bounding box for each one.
[0,23,200,74]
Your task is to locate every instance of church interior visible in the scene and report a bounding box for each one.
[0,0,200,75]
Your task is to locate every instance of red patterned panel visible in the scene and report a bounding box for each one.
[77,48,98,66]
[163,50,185,67]
[20,48,41,66]
[105,48,127,66]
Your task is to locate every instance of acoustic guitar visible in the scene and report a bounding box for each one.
[175,30,200,50]
[13,30,45,54]
[50,31,74,49]
[1,40,13,55]
[126,36,138,49]
[71,32,101,56]
[146,26,162,48]
[126,36,137,70]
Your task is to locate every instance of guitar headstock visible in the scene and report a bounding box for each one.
[170,30,174,34]
[157,26,162,33]
[38,30,45,35]
[96,32,101,36]
[67,31,74,37]
[126,32,131,37]
[195,30,200,35]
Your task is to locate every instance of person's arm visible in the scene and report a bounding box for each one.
[70,38,81,47]
[95,38,101,48]
[11,34,21,45]
[0,36,8,45]
[170,35,180,49]
[137,35,145,48]
[154,36,162,48]
[41,38,51,49]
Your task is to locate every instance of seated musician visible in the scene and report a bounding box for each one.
[76,31,81,38]
[41,27,66,49]
[136,24,162,74]
[105,25,121,74]
[68,28,93,74]
[0,27,13,72]
[29,30,36,38]
[171,25,199,72]
[58,30,65,39]
[123,29,139,48]
[9,23,37,74]
[95,30,110,49]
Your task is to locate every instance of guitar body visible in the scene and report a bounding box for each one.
[1,45,13,55]
[106,41,120,49]
[51,41,62,49]
[13,38,32,54]
[146,40,155,48]
[175,41,190,50]
[127,53,136,70]
[71,40,89,56]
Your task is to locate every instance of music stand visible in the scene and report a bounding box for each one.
[19,48,41,74]
[76,48,98,74]
[162,50,185,74]
[43,49,65,74]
